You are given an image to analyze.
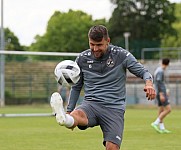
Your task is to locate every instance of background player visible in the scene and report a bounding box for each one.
[151,58,171,133]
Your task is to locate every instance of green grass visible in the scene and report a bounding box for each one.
[0,105,181,150]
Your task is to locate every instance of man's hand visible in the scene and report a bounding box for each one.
[144,80,156,100]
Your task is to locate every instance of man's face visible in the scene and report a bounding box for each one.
[89,37,110,58]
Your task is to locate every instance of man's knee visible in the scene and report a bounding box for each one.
[106,141,120,150]
[165,105,171,114]
[70,109,88,126]
[167,108,171,114]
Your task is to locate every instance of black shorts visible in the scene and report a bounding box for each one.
[75,101,125,147]
[156,94,170,106]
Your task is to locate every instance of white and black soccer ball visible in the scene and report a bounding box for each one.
[54,60,80,86]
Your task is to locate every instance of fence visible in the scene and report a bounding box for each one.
[141,47,181,60]
[126,80,181,105]
[0,50,181,106]
[4,60,181,106]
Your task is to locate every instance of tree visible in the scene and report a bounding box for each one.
[4,28,27,61]
[161,3,181,48]
[4,28,21,50]
[108,0,176,58]
[30,10,107,60]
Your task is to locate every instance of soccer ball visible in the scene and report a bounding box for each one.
[54,60,80,86]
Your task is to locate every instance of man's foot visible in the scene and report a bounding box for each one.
[151,122,160,133]
[50,92,66,125]
[159,129,171,134]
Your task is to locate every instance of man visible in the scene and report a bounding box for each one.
[50,25,156,150]
[151,58,171,133]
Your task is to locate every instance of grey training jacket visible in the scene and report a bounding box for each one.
[67,45,153,112]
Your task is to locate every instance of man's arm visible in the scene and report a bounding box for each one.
[66,56,83,112]
[123,53,156,100]
[66,87,81,113]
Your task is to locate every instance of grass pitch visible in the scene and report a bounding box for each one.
[0,105,181,150]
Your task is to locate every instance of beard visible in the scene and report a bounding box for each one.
[92,50,104,58]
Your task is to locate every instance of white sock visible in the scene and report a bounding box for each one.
[64,114,74,128]
[159,123,165,130]
[154,118,160,125]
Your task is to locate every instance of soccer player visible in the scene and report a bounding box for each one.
[151,58,171,133]
[50,25,156,150]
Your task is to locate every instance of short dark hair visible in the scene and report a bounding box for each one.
[162,58,170,65]
[88,25,109,42]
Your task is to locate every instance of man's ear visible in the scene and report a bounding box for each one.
[107,38,110,44]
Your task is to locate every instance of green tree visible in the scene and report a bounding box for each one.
[30,10,107,60]
[4,28,21,50]
[4,28,27,61]
[161,3,181,48]
[108,0,176,58]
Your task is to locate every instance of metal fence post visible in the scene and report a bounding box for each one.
[175,80,179,105]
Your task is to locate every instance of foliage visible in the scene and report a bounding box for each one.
[3,2,180,60]
[29,10,107,60]
[161,3,181,47]
[108,0,176,58]
[4,28,21,50]
[4,28,27,61]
